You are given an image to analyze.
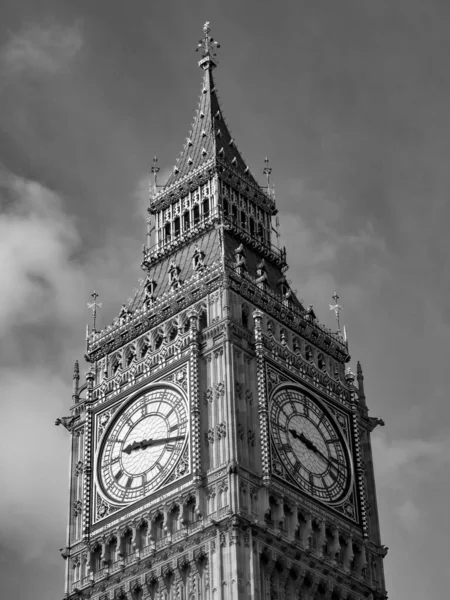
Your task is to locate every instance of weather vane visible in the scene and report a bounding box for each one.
[329,291,343,332]
[87,290,102,332]
[195,22,221,62]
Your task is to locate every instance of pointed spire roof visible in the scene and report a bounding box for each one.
[162,23,259,191]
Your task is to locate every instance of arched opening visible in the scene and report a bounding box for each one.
[241,304,249,329]
[164,222,171,242]
[198,310,207,331]
[174,216,180,238]
[202,197,210,219]
[193,205,200,225]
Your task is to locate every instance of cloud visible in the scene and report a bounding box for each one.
[0,169,87,335]
[0,368,70,563]
[372,432,450,484]
[372,430,450,539]
[1,20,83,77]
[396,499,421,531]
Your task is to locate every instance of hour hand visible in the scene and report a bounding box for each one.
[123,435,184,455]
[123,439,152,455]
[289,428,300,440]
[289,428,317,452]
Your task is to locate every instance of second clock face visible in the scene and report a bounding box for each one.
[98,387,188,504]
[270,386,351,503]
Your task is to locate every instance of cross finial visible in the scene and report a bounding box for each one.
[87,290,102,332]
[196,22,221,69]
[329,291,343,332]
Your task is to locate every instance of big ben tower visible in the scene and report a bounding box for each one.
[58,23,388,600]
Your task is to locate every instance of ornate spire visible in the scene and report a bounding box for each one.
[263,157,272,187]
[151,156,160,193]
[356,361,367,407]
[72,359,80,402]
[160,23,259,192]
[87,290,102,332]
[329,291,343,332]
[196,22,220,70]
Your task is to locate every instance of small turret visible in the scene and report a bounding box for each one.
[356,361,367,408]
[72,360,80,403]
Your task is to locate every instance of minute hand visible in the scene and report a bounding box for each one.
[311,445,341,474]
[123,435,184,455]
[288,428,317,451]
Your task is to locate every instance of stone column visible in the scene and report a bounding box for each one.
[342,534,354,573]
[315,519,326,557]
[300,513,313,549]
[355,542,367,579]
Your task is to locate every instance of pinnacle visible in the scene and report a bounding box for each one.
[161,32,259,192]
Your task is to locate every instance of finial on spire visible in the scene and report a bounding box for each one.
[329,291,343,332]
[196,22,221,69]
[151,156,160,192]
[72,360,80,402]
[263,157,272,187]
[87,290,102,332]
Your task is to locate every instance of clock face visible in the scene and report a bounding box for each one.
[270,386,352,503]
[98,387,188,504]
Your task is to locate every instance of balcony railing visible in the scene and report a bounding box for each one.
[155,536,169,551]
[141,544,154,558]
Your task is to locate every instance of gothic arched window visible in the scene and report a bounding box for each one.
[193,204,200,225]
[170,505,181,533]
[318,353,326,371]
[202,197,209,219]
[174,216,180,237]
[169,324,178,342]
[241,304,249,329]
[155,331,164,349]
[164,222,171,242]
[183,211,190,231]
[198,309,207,331]
[223,198,229,217]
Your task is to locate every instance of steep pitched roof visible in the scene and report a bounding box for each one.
[129,228,222,312]
[163,49,259,190]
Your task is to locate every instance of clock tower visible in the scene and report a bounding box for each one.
[58,23,388,600]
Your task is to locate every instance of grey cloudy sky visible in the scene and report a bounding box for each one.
[0,1,449,598]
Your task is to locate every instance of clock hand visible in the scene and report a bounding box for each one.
[310,445,341,475]
[123,435,185,455]
[289,429,339,469]
[288,428,317,452]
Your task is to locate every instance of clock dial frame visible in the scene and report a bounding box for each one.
[97,386,188,504]
[270,385,352,504]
